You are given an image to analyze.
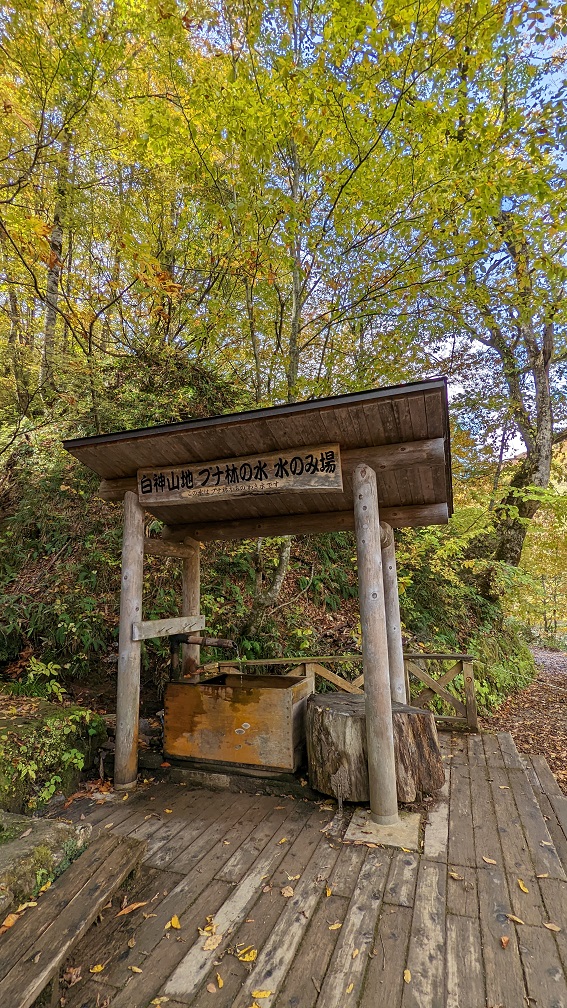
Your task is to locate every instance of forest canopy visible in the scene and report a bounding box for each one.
[1,0,567,695]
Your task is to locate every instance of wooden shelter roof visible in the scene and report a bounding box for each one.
[63,378,453,541]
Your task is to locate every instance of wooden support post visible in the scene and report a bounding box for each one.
[380,522,408,705]
[463,660,479,732]
[353,463,399,826]
[182,544,201,670]
[115,491,144,790]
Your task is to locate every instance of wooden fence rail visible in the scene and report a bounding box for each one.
[207,652,479,732]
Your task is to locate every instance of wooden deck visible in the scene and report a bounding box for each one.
[46,731,567,1008]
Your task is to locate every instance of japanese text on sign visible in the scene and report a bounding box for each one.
[137,444,342,504]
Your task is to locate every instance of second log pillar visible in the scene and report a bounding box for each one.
[353,463,399,826]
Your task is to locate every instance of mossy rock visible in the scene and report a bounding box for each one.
[0,810,90,911]
[0,694,107,812]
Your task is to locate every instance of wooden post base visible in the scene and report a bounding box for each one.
[306,693,445,804]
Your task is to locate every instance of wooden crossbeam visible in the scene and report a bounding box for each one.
[98,439,445,502]
[404,659,467,717]
[412,661,462,707]
[162,503,448,542]
[132,616,205,641]
[144,537,199,558]
[303,662,363,695]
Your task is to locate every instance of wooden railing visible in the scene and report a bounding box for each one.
[206,652,479,732]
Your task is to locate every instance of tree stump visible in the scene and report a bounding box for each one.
[306,693,445,804]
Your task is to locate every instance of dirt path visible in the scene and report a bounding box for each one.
[481,647,567,794]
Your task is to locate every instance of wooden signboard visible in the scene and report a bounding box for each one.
[137,443,342,504]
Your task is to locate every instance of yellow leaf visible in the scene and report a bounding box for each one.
[116,902,147,917]
[286,874,300,881]
[165,809,173,814]
[104,823,114,829]
[150,1000,170,1005]
[543,922,561,932]
[122,794,129,800]
[89,964,105,973]
[129,966,143,973]
[16,901,37,912]
[251,992,274,998]
[216,974,224,988]
[277,838,287,844]
[39,881,51,893]
[404,969,411,983]
[536,873,549,878]
[506,914,525,925]
[482,857,497,865]
[329,922,342,930]
[449,872,464,880]
[203,934,223,951]
[0,913,19,931]
[166,915,181,930]
[517,879,529,893]
[325,886,332,897]
[281,886,294,898]
[238,948,257,962]
[346,983,354,993]
[128,937,136,948]
[352,948,359,959]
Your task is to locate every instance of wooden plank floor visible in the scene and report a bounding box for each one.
[45,732,567,1008]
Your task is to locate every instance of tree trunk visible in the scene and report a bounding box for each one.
[306,693,445,804]
[240,536,292,639]
[40,132,71,395]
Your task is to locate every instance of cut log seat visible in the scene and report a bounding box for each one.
[306,693,445,803]
[0,832,146,1008]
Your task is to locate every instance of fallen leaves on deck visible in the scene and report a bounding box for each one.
[543,922,562,932]
[203,935,223,951]
[115,901,147,917]
[165,915,181,930]
[481,648,567,792]
[238,946,258,962]
[403,969,411,983]
[280,886,294,898]
[89,963,105,973]
[0,912,20,933]
[506,914,525,925]
[517,879,529,893]
[63,966,82,986]
[501,936,510,948]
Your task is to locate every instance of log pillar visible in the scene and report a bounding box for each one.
[182,541,201,670]
[352,463,399,826]
[115,491,144,790]
[380,522,408,705]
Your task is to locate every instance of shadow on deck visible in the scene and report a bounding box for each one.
[41,732,567,1007]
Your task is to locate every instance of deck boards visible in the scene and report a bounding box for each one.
[30,730,567,1008]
